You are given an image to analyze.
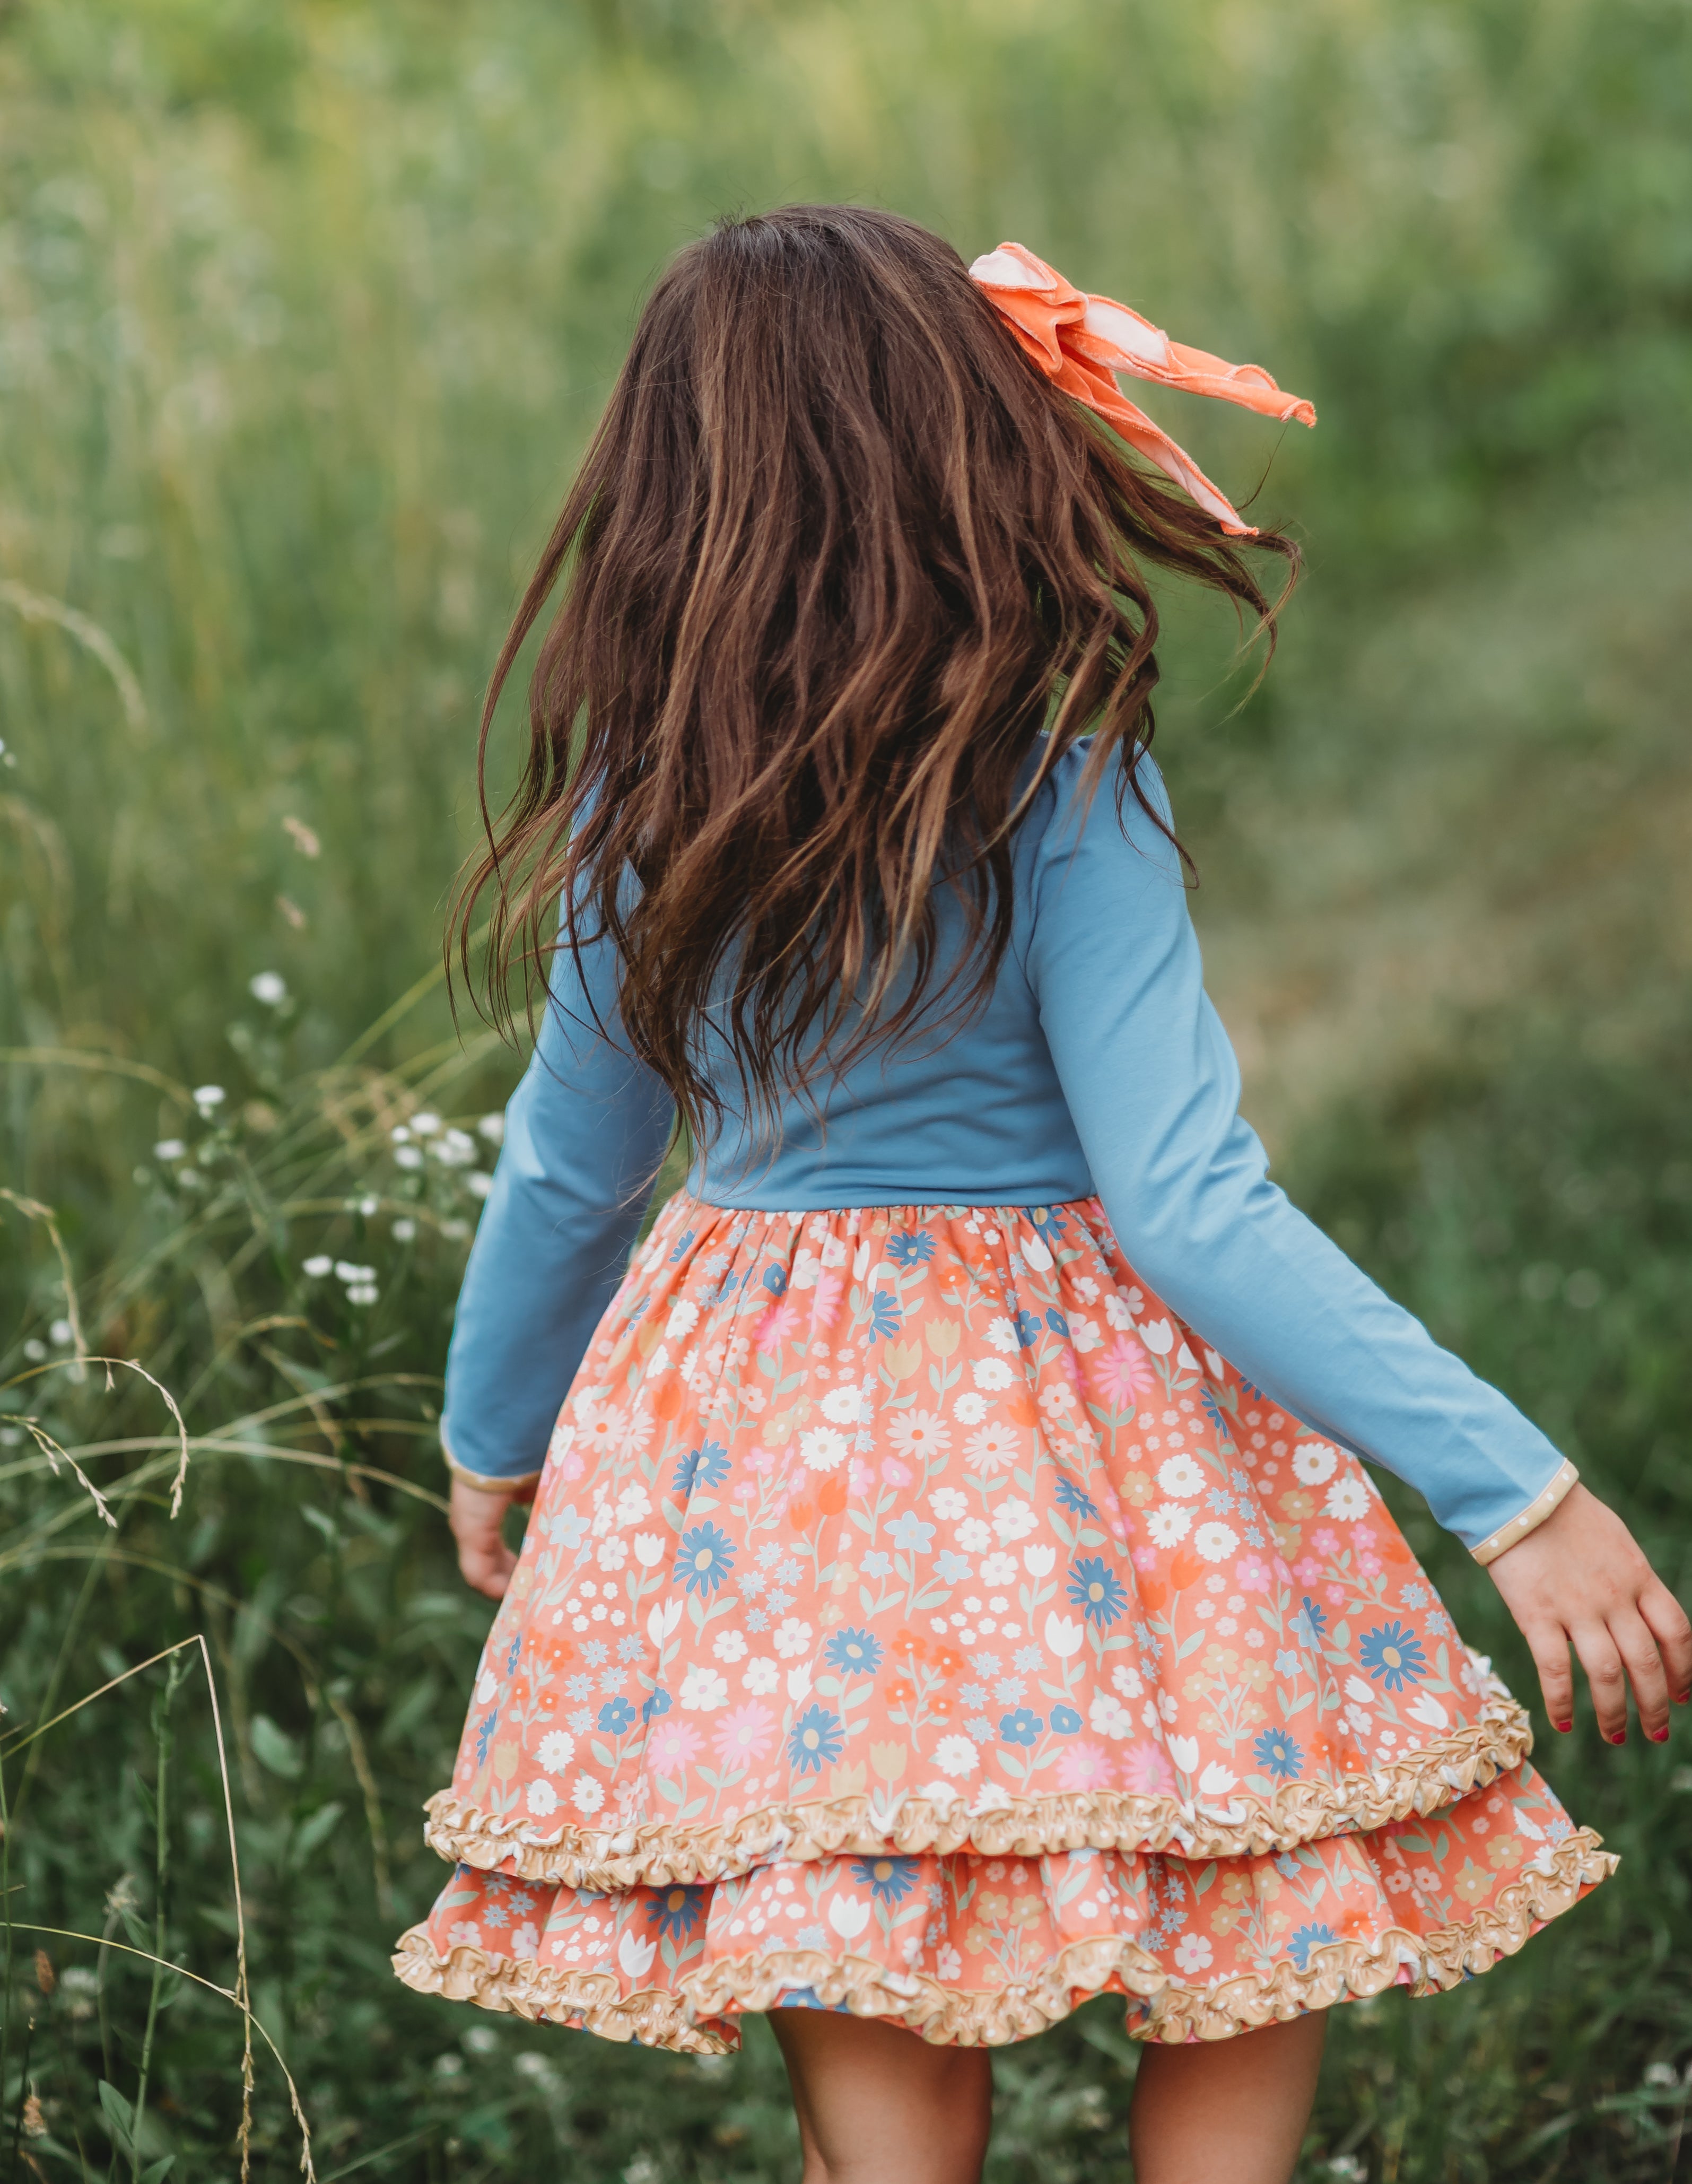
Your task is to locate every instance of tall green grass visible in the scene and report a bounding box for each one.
[2,1,1689,2175]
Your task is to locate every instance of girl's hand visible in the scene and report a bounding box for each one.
[449,1473,536,1600]
[1487,1482,1692,1743]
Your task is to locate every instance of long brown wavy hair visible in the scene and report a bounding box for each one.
[452,205,1297,1152]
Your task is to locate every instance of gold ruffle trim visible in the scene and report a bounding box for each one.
[391,1826,1613,2052]
[422,1695,1534,1889]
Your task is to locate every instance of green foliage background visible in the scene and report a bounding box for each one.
[1,1,1689,2176]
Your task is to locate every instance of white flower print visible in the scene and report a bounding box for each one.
[789,1249,822,1290]
[665,1299,700,1340]
[1088,1692,1134,1740]
[774,1617,814,1659]
[1103,1292,1135,1330]
[1044,1612,1084,1658]
[956,1518,993,1554]
[992,1498,1036,1544]
[575,1400,627,1460]
[934,1735,979,1777]
[447,1920,482,1948]
[972,1357,1014,1390]
[615,1482,652,1527]
[713,1629,748,1663]
[1139,1318,1175,1356]
[1176,1343,1200,1373]
[680,1666,729,1711]
[1193,1521,1238,1563]
[1198,1761,1238,1797]
[1168,1734,1200,1774]
[1407,1691,1450,1730]
[596,1535,629,1572]
[1293,1440,1339,1485]
[1069,1316,1102,1353]
[1147,1504,1192,1547]
[1344,1676,1376,1708]
[633,1533,666,1567]
[571,1775,605,1816]
[1203,1346,1226,1380]
[1037,1382,1075,1419]
[536,1730,575,1772]
[1157,1691,1179,1724]
[936,1945,963,1979]
[1157,1453,1205,1499]
[887,1409,951,1460]
[743,1658,779,1694]
[964,1423,1021,1473]
[475,1668,499,1704]
[1173,1933,1214,1974]
[820,1384,862,1426]
[1022,1543,1056,1576]
[1111,1663,1144,1699]
[511,1921,540,1957]
[930,1486,969,1520]
[979,1552,1018,1587]
[547,1420,575,1463]
[820,1234,848,1267]
[953,1390,988,1425]
[1022,1231,1054,1272]
[984,1317,1019,1354]
[525,1778,559,1816]
[800,1426,850,1472]
[1324,1477,1371,1520]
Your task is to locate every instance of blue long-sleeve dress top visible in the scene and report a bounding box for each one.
[440,740,1569,1554]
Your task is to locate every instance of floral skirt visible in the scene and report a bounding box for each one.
[394,1194,1612,2049]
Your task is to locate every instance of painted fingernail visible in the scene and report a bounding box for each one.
[1609,1731,1627,1745]
[1555,1719,1573,1733]
[1651,1727,1670,1743]
[1677,1693,1690,1706]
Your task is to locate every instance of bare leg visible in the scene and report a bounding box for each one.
[769,2008,994,2184]
[1129,2011,1327,2184]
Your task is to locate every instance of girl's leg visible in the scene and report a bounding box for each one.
[769,2008,994,2184]
[1128,2011,1327,2184]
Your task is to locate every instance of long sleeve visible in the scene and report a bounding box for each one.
[1024,751,1569,1552]
[439,910,675,1483]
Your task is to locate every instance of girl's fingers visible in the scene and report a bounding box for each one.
[1524,1625,1575,1733]
[1609,1606,1671,1740]
[1569,1621,1630,1743]
[1639,1580,1692,1705]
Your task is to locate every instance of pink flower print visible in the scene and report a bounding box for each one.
[1358,1553,1384,1577]
[1087,1337,1156,1410]
[713,1703,777,1766]
[880,1456,912,1486]
[648,1720,704,1773]
[811,1272,845,1323]
[749,1447,781,1475]
[757,1301,801,1345]
[1293,1556,1323,1583]
[1118,1742,1176,1797]
[848,1459,875,1494]
[1324,1583,1347,1607]
[887,1409,952,1461]
[1056,1741,1114,1790]
[1311,1527,1341,1555]
[1235,1555,1272,1593]
[1353,1524,1378,1550]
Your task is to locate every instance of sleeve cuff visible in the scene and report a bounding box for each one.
[441,1435,544,1494]
[1470,1458,1579,1566]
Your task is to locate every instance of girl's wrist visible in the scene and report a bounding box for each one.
[442,1439,540,1497]
[1470,1457,1580,1567]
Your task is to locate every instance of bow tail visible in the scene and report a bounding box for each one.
[1086,381,1259,537]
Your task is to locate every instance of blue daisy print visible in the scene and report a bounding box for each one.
[1000,1708,1044,1746]
[886,1230,935,1266]
[868,1290,903,1339]
[672,1440,732,1495]
[788,1705,846,1776]
[1054,1477,1098,1517]
[1014,1310,1043,1347]
[1253,1728,1303,1780]
[647,1884,710,1939]
[675,1522,735,1595]
[1050,1705,1083,1735]
[473,1710,498,1765]
[598,1696,635,1735]
[1067,1556,1128,1627]
[850,1855,920,1903]
[825,1628,884,1676]
[1287,1922,1338,1971]
[641,1687,672,1722]
[1358,1621,1429,1690]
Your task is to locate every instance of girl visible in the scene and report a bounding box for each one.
[394,207,1688,2183]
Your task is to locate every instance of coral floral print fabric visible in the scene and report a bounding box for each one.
[395,1195,1611,2046]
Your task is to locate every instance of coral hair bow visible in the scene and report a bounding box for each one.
[969,241,1315,537]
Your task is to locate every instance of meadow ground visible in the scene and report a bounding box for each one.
[2,3,1690,2177]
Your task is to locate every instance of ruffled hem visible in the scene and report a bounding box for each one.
[393,1825,1613,2051]
[422,1695,1533,1888]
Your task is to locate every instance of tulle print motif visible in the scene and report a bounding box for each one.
[395,1194,1611,2047]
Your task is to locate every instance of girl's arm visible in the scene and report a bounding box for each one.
[1027,746,1689,1735]
[439,903,674,1579]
